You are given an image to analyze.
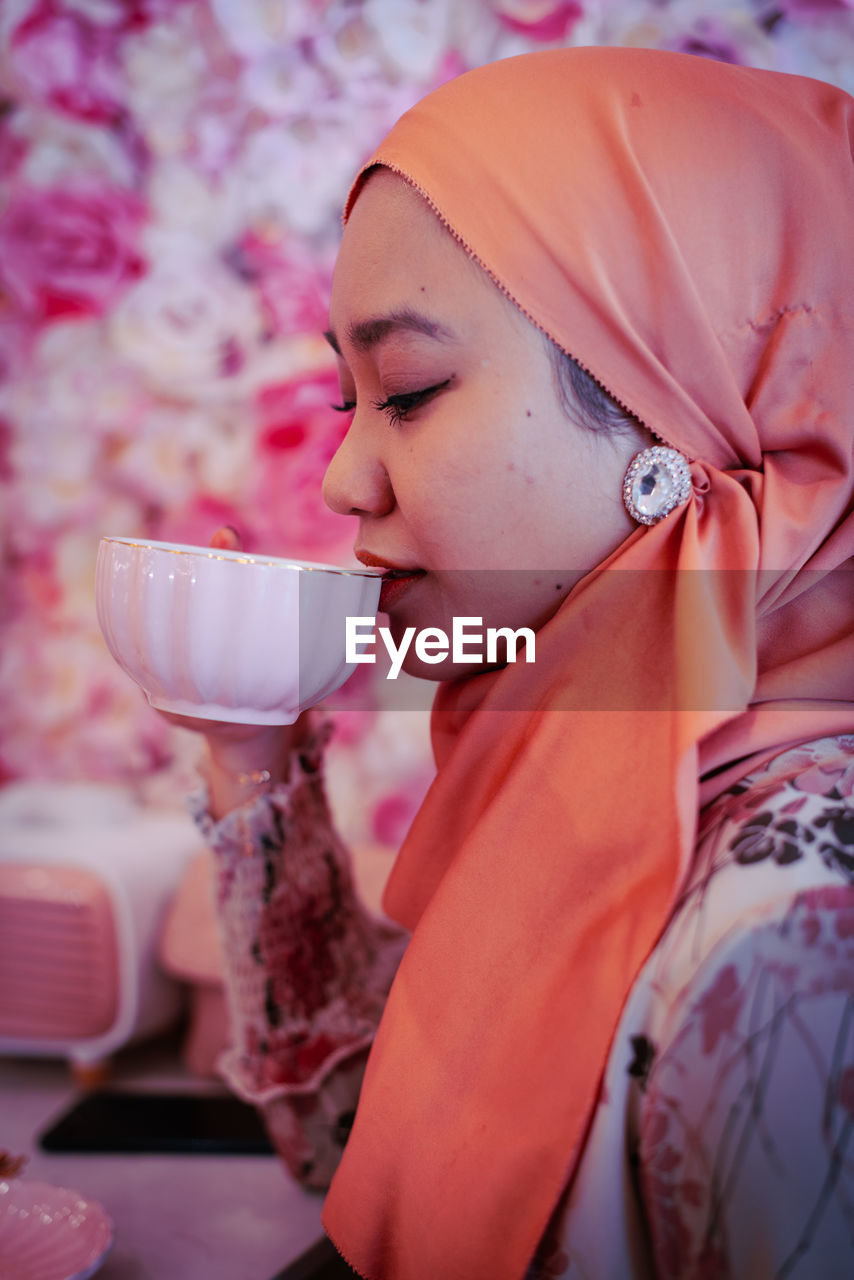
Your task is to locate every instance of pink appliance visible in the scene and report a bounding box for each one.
[0,781,202,1078]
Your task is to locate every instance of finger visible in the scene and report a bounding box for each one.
[209,525,242,551]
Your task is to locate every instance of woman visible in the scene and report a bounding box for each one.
[189,47,854,1278]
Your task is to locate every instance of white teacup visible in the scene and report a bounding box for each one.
[95,537,383,724]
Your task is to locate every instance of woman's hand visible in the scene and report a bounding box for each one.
[157,526,314,819]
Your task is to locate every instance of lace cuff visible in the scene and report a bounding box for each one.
[189,720,406,1105]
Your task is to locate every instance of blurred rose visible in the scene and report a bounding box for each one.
[109,232,268,399]
[0,620,176,783]
[155,491,248,551]
[10,0,125,123]
[229,119,358,239]
[185,81,251,181]
[224,231,332,338]
[0,181,145,322]
[250,369,355,557]
[491,0,584,44]
[312,8,385,84]
[325,709,434,849]
[209,0,316,58]
[121,9,207,160]
[240,45,329,118]
[18,106,140,187]
[771,7,854,92]
[102,402,252,510]
[146,161,241,242]
[365,0,454,79]
[2,320,146,537]
[371,788,424,849]
[600,0,774,69]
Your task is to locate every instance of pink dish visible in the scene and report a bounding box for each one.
[0,1180,113,1280]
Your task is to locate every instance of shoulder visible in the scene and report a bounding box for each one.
[634,739,854,1278]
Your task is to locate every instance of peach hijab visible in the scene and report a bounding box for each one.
[323,47,854,1279]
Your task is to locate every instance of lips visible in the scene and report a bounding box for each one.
[355,549,421,572]
[378,571,425,612]
[355,550,426,611]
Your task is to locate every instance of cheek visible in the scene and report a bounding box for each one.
[412,445,540,564]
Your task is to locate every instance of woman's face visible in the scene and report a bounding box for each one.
[323,171,650,678]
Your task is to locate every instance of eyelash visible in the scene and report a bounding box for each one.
[330,379,452,426]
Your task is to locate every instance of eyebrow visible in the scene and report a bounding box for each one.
[323,308,456,356]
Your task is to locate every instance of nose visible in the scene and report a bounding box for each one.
[322,421,395,518]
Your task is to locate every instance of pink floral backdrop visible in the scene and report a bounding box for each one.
[1,0,852,851]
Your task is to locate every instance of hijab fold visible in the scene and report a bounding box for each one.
[322,49,854,1279]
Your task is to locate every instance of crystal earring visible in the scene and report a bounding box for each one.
[623,445,692,525]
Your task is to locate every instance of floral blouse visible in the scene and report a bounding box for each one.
[194,732,854,1278]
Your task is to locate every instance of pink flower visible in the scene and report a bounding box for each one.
[758,738,854,798]
[250,370,354,557]
[696,964,743,1055]
[492,1,584,43]
[156,494,247,551]
[224,232,331,338]
[0,182,145,323]
[371,787,422,849]
[667,17,756,64]
[10,0,126,124]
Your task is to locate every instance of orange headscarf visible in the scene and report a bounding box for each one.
[323,48,854,1279]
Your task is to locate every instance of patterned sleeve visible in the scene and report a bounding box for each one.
[190,721,408,1188]
[638,882,854,1279]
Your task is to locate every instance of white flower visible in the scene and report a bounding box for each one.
[364,0,454,80]
[229,119,358,238]
[0,622,174,783]
[240,45,330,117]
[62,0,130,24]
[16,105,137,188]
[209,0,317,58]
[109,402,253,505]
[5,322,142,534]
[146,161,242,243]
[597,0,775,68]
[121,15,207,159]
[311,3,386,83]
[770,13,854,95]
[0,0,36,48]
[108,232,267,399]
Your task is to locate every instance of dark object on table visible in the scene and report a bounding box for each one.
[270,1233,361,1279]
[38,1089,274,1155]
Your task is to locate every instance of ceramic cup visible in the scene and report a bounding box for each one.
[95,537,383,724]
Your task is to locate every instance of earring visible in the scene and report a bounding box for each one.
[623,445,692,525]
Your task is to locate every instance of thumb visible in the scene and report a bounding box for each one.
[209,525,242,551]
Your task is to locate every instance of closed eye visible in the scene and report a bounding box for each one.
[373,379,452,426]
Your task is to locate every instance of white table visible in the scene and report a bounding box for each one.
[0,1040,326,1280]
